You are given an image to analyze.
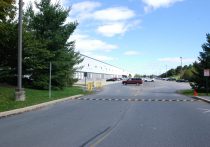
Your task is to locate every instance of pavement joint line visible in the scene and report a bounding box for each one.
[0,94,83,118]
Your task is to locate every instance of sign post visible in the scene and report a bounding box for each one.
[204,69,210,96]
[84,72,87,87]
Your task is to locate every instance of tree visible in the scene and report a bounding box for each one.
[0,0,18,84]
[134,74,141,78]
[191,34,210,90]
[175,66,182,75]
[182,68,195,82]
[23,0,83,89]
[167,69,175,77]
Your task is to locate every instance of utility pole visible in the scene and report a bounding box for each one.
[15,0,25,101]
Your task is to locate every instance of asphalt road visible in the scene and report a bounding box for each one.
[1,80,210,147]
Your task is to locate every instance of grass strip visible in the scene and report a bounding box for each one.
[0,86,89,112]
[177,89,207,96]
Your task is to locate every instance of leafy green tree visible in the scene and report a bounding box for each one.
[134,74,141,78]
[175,66,182,75]
[0,0,18,84]
[181,68,195,82]
[167,69,175,77]
[191,34,210,90]
[23,0,83,89]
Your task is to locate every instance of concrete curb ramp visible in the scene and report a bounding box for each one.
[0,94,83,118]
[192,96,210,103]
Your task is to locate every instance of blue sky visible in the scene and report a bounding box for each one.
[24,0,210,75]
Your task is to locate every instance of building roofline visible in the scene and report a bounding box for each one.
[80,53,127,72]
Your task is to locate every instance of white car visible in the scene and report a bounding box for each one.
[144,78,155,82]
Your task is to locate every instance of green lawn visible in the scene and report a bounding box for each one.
[0,86,89,112]
[177,89,207,96]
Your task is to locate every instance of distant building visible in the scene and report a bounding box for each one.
[74,54,131,81]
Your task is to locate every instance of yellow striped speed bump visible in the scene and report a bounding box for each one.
[75,98,199,102]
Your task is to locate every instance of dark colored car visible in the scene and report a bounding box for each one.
[122,78,143,85]
[167,78,176,81]
[176,79,188,82]
[106,78,117,81]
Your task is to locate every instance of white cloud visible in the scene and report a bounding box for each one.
[70,33,118,52]
[124,51,141,56]
[97,20,140,37]
[158,57,195,63]
[94,7,137,37]
[93,7,135,22]
[142,0,183,12]
[70,1,101,21]
[97,23,127,37]
[71,1,101,14]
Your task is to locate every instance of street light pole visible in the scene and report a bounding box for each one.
[180,57,183,78]
[15,0,25,101]
[180,57,182,68]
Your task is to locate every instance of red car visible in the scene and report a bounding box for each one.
[122,78,143,85]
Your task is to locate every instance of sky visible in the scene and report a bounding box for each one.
[21,0,210,75]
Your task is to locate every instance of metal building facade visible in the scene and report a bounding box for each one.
[74,54,130,81]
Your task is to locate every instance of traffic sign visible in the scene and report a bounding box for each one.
[204,69,210,77]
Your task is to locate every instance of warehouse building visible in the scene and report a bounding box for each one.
[74,54,131,82]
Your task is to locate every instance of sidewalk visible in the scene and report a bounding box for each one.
[192,95,210,103]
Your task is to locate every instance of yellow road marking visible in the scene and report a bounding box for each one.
[90,128,112,147]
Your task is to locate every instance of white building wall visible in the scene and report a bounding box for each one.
[75,54,131,80]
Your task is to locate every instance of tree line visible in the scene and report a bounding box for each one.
[160,34,210,91]
[159,64,195,81]
[0,0,83,90]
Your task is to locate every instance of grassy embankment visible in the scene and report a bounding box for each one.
[0,86,90,112]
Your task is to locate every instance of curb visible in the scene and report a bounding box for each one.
[191,96,210,103]
[0,94,83,118]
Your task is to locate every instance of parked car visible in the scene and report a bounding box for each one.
[117,78,123,81]
[106,78,117,81]
[167,78,176,81]
[122,78,143,85]
[144,78,155,82]
[176,79,188,82]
